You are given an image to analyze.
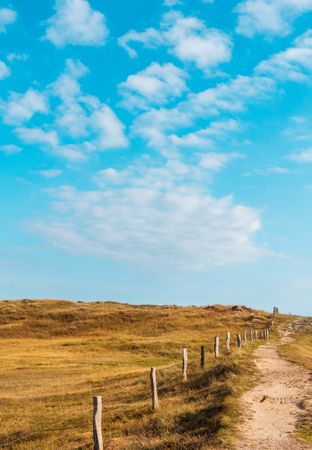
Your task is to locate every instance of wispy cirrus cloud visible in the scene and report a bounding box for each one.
[119,11,232,74]
[44,0,108,47]
[32,154,266,269]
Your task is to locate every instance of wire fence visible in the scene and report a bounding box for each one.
[0,319,274,449]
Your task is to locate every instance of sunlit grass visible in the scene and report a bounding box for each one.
[277,322,312,445]
[0,300,272,449]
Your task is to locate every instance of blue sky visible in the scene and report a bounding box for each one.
[1,0,312,315]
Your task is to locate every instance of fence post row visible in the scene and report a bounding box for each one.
[93,396,103,450]
[200,345,205,369]
[150,368,159,410]
[214,336,220,358]
[226,332,231,353]
[182,347,188,381]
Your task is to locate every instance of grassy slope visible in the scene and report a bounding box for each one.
[277,317,312,445]
[0,300,273,450]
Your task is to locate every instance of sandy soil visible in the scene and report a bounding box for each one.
[236,340,312,450]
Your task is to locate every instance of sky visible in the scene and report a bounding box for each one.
[1,0,312,315]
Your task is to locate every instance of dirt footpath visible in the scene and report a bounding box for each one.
[236,343,312,450]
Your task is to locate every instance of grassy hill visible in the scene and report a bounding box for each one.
[0,300,277,449]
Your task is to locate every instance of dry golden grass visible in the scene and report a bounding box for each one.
[0,300,273,449]
[277,317,312,444]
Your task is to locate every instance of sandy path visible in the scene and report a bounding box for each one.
[236,342,312,450]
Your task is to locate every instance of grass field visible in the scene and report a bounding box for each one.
[0,300,276,449]
[277,317,312,445]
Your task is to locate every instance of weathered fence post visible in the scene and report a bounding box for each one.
[226,332,231,353]
[93,396,103,450]
[182,348,188,381]
[255,329,258,340]
[214,336,220,358]
[237,334,242,348]
[244,329,247,345]
[150,368,159,410]
[250,328,253,342]
[200,345,205,369]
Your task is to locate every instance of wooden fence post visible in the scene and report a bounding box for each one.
[244,329,247,345]
[150,368,159,410]
[250,328,253,342]
[93,396,103,450]
[214,336,220,358]
[182,348,188,381]
[237,334,242,348]
[226,332,231,353]
[200,345,205,369]
[255,329,258,340]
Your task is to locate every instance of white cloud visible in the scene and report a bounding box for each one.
[0,60,10,80]
[0,7,17,33]
[50,59,90,137]
[53,144,89,162]
[49,59,128,152]
[3,89,48,125]
[288,147,312,162]
[256,166,291,174]
[265,166,291,173]
[0,144,22,155]
[198,152,242,171]
[132,75,276,151]
[38,169,62,178]
[32,155,266,269]
[235,0,312,38]
[119,62,188,110]
[90,105,129,150]
[45,0,108,47]
[256,29,312,82]
[168,119,241,149]
[7,60,128,161]
[119,11,232,73]
[7,53,29,62]
[164,0,181,5]
[283,114,312,142]
[15,127,59,147]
